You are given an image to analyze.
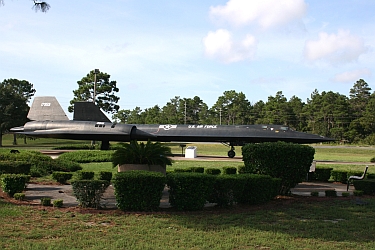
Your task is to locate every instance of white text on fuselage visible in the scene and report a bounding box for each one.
[188,125,217,129]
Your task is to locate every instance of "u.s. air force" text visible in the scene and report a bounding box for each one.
[188,125,217,129]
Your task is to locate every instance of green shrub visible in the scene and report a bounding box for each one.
[58,150,114,163]
[52,172,73,184]
[311,191,319,197]
[209,175,246,207]
[0,161,31,174]
[53,199,64,208]
[314,167,333,182]
[167,172,215,211]
[222,166,237,175]
[187,167,204,173]
[342,192,350,197]
[113,171,166,211]
[13,193,25,201]
[242,142,315,195]
[52,158,82,172]
[370,156,375,163]
[325,190,337,197]
[205,168,221,175]
[331,170,348,183]
[0,174,29,197]
[71,180,110,208]
[237,174,281,205]
[76,171,95,180]
[174,168,192,173]
[98,171,112,182]
[40,197,51,206]
[353,179,375,195]
[112,141,172,166]
[238,165,247,174]
[353,190,364,196]
[367,173,375,179]
[53,144,96,150]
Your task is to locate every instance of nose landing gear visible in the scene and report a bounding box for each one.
[228,146,236,158]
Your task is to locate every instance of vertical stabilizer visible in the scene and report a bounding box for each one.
[27,96,69,121]
[73,102,111,122]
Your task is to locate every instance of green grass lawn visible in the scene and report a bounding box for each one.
[0,198,375,249]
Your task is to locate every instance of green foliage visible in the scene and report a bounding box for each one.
[98,171,112,182]
[342,192,350,197]
[58,150,113,163]
[311,191,319,197]
[205,168,221,175]
[237,174,281,205]
[76,171,94,180]
[209,175,246,207]
[68,70,120,114]
[222,166,237,175]
[52,172,73,184]
[353,190,364,196]
[186,167,205,173]
[53,144,96,150]
[313,167,333,181]
[53,199,63,208]
[113,171,166,211]
[112,141,172,167]
[325,190,337,197]
[353,179,375,195]
[367,173,375,179]
[40,197,51,206]
[331,170,348,183]
[0,161,31,174]
[0,174,29,197]
[242,142,315,195]
[173,168,192,173]
[13,193,25,201]
[166,172,215,211]
[71,180,110,208]
[370,156,375,163]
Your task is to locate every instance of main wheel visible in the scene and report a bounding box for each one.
[228,150,235,158]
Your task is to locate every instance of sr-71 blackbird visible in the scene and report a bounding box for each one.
[11,96,334,157]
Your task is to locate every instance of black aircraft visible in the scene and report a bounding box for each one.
[11,97,334,157]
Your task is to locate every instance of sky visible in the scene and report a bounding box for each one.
[1,0,374,119]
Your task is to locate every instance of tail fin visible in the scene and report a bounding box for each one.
[73,102,111,122]
[27,96,69,121]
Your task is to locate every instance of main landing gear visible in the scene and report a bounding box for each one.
[227,145,236,158]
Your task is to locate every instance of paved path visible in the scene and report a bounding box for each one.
[24,181,354,208]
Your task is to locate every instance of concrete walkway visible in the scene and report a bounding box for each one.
[24,181,355,208]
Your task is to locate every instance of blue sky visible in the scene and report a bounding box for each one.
[1,0,374,118]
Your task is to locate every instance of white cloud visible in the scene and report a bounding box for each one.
[209,0,307,29]
[304,29,368,64]
[203,29,257,63]
[332,68,372,83]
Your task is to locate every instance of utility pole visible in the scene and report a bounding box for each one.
[93,69,100,103]
[219,108,222,125]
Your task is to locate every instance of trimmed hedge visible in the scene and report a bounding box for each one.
[0,161,31,174]
[58,150,114,163]
[209,175,246,207]
[99,171,112,182]
[205,168,221,175]
[237,174,281,205]
[72,180,110,208]
[113,171,166,211]
[314,167,333,182]
[76,171,95,180]
[222,167,237,175]
[331,170,348,183]
[0,174,30,197]
[353,179,375,195]
[52,172,73,184]
[167,172,215,211]
[242,142,314,195]
[187,167,205,173]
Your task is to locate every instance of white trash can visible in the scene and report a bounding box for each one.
[185,146,197,158]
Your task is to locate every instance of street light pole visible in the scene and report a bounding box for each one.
[93,69,100,103]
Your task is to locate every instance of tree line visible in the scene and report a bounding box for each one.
[113,79,375,143]
[1,73,374,145]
